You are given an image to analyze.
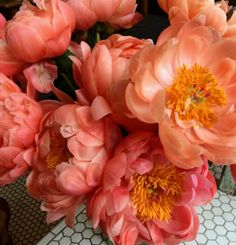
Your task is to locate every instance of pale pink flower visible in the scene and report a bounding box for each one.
[126,20,236,169]
[5,0,76,63]
[0,73,43,185]
[67,0,142,30]
[27,103,121,226]
[76,34,154,131]
[87,132,216,245]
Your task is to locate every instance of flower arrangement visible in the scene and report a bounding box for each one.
[0,0,236,244]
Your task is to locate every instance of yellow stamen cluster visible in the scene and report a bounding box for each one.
[166,64,226,128]
[130,164,183,222]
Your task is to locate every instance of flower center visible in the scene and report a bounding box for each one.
[166,64,227,127]
[46,131,71,170]
[130,164,183,222]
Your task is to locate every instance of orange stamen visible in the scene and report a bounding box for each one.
[130,164,183,222]
[166,64,226,128]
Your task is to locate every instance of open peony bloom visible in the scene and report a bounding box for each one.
[126,20,236,169]
[157,0,236,38]
[0,73,43,185]
[5,0,76,63]
[67,0,142,30]
[27,103,121,226]
[87,132,216,245]
[76,34,154,131]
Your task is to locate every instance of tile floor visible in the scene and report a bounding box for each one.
[37,190,236,245]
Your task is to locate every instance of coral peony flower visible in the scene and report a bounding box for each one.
[27,103,121,226]
[67,0,142,30]
[0,14,25,76]
[126,19,236,169]
[5,0,76,63]
[76,34,154,131]
[87,132,216,245]
[157,0,236,38]
[0,73,43,185]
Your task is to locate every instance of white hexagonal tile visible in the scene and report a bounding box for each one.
[212,207,223,216]
[82,229,94,239]
[229,200,236,208]
[77,213,87,222]
[213,216,225,225]
[227,232,236,242]
[199,215,204,224]
[74,223,85,233]
[206,241,217,245]
[205,230,217,240]
[198,225,206,234]
[224,222,236,232]
[80,239,91,245]
[217,236,229,245]
[204,220,215,229]
[91,235,103,244]
[221,204,232,212]
[219,195,230,204]
[71,233,82,243]
[203,204,212,211]
[215,226,227,235]
[62,227,74,237]
[85,220,93,229]
[202,211,214,220]
[196,234,207,244]
[196,207,203,214]
[211,199,221,207]
[223,212,234,222]
[59,237,71,245]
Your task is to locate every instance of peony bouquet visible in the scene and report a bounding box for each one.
[0,0,236,244]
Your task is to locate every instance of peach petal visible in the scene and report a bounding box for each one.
[126,84,155,123]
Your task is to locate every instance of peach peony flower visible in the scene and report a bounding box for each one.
[0,73,43,185]
[126,20,236,169]
[75,34,154,131]
[5,0,76,63]
[27,103,121,226]
[67,0,142,30]
[87,132,216,245]
[157,0,236,38]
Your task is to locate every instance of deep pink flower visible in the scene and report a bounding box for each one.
[87,132,216,245]
[0,73,43,185]
[5,0,76,63]
[27,103,121,226]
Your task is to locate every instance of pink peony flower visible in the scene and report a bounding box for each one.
[87,132,216,245]
[27,103,121,226]
[67,0,142,30]
[5,0,76,63]
[126,20,236,168]
[76,34,154,131]
[0,73,43,185]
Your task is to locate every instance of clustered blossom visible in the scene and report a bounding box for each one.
[0,0,235,245]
